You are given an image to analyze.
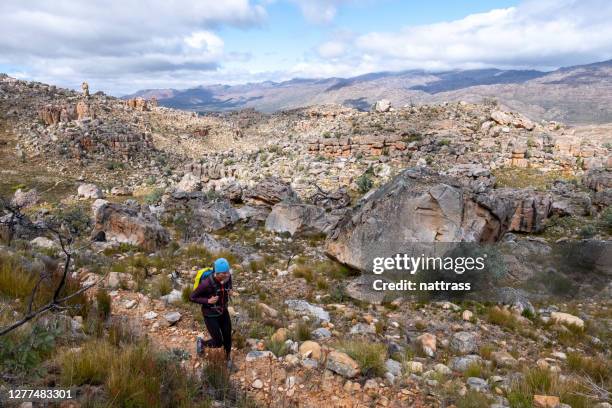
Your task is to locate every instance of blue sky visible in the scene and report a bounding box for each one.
[1,0,611,94]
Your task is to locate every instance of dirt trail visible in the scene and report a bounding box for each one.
[110,290,426,408]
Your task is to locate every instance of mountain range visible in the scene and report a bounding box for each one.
[125,59,612,124]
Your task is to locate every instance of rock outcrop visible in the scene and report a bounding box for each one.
[265,203,341,236]
[243,177,298,207]
[91,202,170,251]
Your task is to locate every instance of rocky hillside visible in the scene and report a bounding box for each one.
[0,75,611,407]
[125,59,612,124]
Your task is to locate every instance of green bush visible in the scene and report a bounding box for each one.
[355,171,373,194]
[0,323,59,378]
[144,188,164,205]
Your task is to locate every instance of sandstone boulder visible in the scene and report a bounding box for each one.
[176,173,202,193]
[11,188,40,208]
[91,202,170,251]
[326,351,360,378]
[76,101,93,120]
[77,183,104,199]
[265,203,340,236]
[373,99,391,113]
[415,333,437,357]
[475,188,552,233]
[550,312,584,329]
[325,167,503,271]
[299,341,321,360]
[285,299,330,322]
[243,177,297,207]
[162,192,239,234]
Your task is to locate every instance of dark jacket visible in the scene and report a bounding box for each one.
[189,274,232,317]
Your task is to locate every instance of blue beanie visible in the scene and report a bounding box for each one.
[214,258,230,274]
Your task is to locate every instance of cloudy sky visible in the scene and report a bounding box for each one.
[1,0,611,95]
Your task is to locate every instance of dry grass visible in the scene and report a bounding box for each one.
[506,367,592,408]
[58,338,210,408]
[0,254,36,300]
[336,340,387,378]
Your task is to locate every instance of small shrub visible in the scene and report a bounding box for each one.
[265,338,288,357]
[95,289,112,320]
[182,286,192,303]
[479,344,495,360]
[566,352,610,383]
[294,321,312,341]
[144,188,164,205]
[355,170,373,194]
[578,224,596,238]
[152,274,172,298]
[601,207,612,233]
[456,390,490,408]
[0,323,59,378]
[486,307,520,331]
[337,340,386,377]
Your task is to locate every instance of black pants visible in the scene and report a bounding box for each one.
[203,308,232,358]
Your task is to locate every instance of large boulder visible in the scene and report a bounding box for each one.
[91,202,170,251]
[476,189,552,233]
[11,188,40,208]
[78,183,104,199]
[310,187,351,210]
[373,99,391,113]
[265,203,340,236]
[243,177,297,207]
[162,192,239,235]
[176,173,202,193]
[325,167,503,271]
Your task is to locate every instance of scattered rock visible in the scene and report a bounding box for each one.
[491,351,518,368]
[246,350,275,362]
[326,350,360,378]
[451,355,482,372]
[450,331,478,354]
[285,299,330,322]
[550,312,584,329]
[466,377,488,392]
[385,359,402,376]
[312,327,332,339]
[533,395,560,408]
[30,236,59,250]
[298,341,321,360]
[164,311,182,325]
[416,333,437,357]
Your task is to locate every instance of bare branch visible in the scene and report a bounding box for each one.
[0,272,107,337]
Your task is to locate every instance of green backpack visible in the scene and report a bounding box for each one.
[193,267,214,290]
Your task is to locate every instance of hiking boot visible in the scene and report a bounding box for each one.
[196,336,205,355]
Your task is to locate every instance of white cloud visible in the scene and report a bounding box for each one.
[0,0,265,93]
[351,0,612,71]
[317,40,347,58]
[289,0,353,24]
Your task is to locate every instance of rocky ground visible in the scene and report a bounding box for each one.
[0,74,611,407]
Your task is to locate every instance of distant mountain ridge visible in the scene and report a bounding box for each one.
[125,59,612,124]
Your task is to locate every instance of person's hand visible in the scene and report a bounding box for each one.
[227,289,234,297]
[208,296,219,304]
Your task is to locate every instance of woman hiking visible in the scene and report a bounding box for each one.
[189,257,234,367]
